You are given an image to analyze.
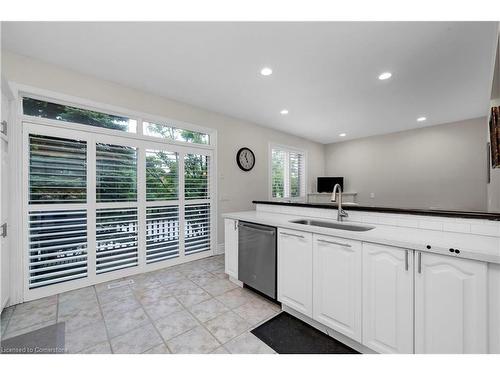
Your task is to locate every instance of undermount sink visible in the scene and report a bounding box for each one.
[290,219,375,232]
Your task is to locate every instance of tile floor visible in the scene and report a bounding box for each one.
[0,255,280,354]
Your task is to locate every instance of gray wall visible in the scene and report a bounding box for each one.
[1,51,325,246]
[325,117,488,211]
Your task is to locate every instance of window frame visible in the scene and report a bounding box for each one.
[268,142,308,201]
[12,83,217,301]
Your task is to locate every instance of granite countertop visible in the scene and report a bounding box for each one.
[252,200,500,221]
[223,210,500,264]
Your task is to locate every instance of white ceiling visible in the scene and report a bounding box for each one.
[2,22,498,144]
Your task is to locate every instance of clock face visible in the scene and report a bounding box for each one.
[237,148,255,171]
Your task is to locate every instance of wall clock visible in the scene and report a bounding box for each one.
[236,147,255,171]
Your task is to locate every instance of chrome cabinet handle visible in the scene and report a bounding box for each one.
[405,250,409,271]
[280,232,304,239]
[417,252,422,274]
[234,220,238,231]
[317,238,351,248]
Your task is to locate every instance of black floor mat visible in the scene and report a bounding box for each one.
[251,312,360,354]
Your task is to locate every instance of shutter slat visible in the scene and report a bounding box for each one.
[185,203,210,255]
[146,206,180,264]
[28,209,87,289]
[29,134,87,204]
[96,143,137,203]
[96,207,138,274]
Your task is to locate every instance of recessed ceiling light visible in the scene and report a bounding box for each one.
[339,133,347,137]
[260,67,273,76]
[417,116,427,122]
[378,72,392,80]
[280,109,289,115]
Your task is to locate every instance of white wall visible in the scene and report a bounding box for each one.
[325,117,488,211]
[0,51,325,245]
[487,35,500,212]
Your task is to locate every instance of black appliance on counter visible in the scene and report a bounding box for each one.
[317,177,344,193]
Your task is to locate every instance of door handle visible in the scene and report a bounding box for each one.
[417,252,422,274]
[1,223,6,238]
[234,220,238,231]
[280,232,304,239]
[405,250,409,271]
[239,225,275,235]
[317,238,351,248]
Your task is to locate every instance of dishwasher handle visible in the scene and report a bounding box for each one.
[238,223,275,236]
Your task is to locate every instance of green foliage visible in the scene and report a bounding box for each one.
[23,97,132,131]
[26,98,210,203]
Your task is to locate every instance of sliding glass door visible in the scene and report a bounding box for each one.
[23,121,215,299]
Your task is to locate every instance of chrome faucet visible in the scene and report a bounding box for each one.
[331,183,348,222]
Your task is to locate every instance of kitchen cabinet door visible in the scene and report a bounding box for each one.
[224,219,238,279]
[313,234,362,341]
[415,252,487,353]
[278,228,313,317]
[362,243,413,353]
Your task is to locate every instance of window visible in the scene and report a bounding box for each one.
[96,143,137,202]
[23,95,215,295]
[146,150,178,201]
[23,97,137,133]
[96,208,138,274]
[270,145,306,199]
[144,121,210,145]
[28,210,88,289]
[29,134,87,204]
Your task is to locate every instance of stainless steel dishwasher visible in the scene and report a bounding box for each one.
[238,221,277,299]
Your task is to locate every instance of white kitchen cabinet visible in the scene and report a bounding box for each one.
[362,243,414,353]
[278,228,313,317]
[313,234,362,342]
[224,218,238,279]
[415,252,487,353]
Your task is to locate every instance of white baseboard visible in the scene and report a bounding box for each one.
[216,243,225,255]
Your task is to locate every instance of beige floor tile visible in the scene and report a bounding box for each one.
[210,346,230,354]
[154,309,199,341]
[59,286,96,305]
[100,294,141,316]
[144,344,171,354]
[198,258,224,272]
[96,285,134,305]
[6,303,57,334]
[65,320,108,353]
[188,271,218,287]
[103,306,150,338]
[165,279,201,296]
[77,341,112,354]
[142,296,184,321]
[202,279,238,297]
[155,269,186,286]
[133,285,171,306]
[188,298,229,323]
[2,319,56,340]
[204,311,250,344]
[233,300,279,326]
[175,288,212,307]
[210,269,229,280]
[58,304,103,332]
[167,326,220,354]
[110,323,163,354]
[216,287,259,309]
[1,306,15,336]
[127,273,163,293]
[224,332,275,354]
[11,295,58,316]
